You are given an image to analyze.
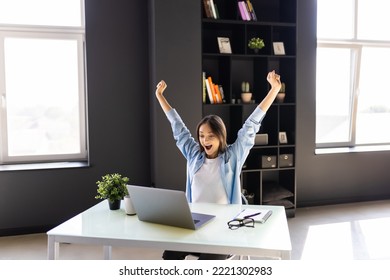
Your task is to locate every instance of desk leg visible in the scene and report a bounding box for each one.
[47,236,59,260]
[281,250,291,260]
[103,246,112,260]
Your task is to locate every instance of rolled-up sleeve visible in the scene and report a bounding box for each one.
[165,109,199,161]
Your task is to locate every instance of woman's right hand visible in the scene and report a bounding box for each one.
[155,80,172,113]
[155,80,167,98]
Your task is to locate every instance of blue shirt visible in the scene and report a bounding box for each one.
[166,106,266,204]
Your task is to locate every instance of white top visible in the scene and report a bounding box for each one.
[191,157,228,204]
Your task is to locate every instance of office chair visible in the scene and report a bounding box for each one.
[185,193,251,260]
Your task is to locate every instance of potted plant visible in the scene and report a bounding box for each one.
[248,37,265,54]
[276,82,286,103]
[95,173,129,210]
[241,81,252,103]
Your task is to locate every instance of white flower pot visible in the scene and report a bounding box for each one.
[124,195,136,215]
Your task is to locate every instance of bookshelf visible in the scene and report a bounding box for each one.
[201,0,297,217]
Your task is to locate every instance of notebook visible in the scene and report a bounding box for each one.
[234,208,273,224]
[126,185,215,230]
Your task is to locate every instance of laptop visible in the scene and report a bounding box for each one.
[126,185,215,230]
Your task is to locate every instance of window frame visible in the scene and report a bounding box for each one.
[0,1,87,165]
[316,1,390,149]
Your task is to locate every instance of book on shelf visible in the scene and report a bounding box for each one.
[203,74,224,104]
[246,0,257,21]
[238,0,257,21]
[213,84,223,103]
[242,1,252,20]
[209,0,218,19]
[218,85,225,101]
[202,0,212,18]
[238,1,250,21]
[202,72,207,103]
[203,0,219,19]
[207,76,217,103]
[214,3,220,19]
[204,77,215,104]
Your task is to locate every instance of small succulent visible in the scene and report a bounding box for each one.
[248,37,265,50]
[241,81,250,93]
[279,82,286,93]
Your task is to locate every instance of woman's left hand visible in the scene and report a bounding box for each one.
[267,70,281,92]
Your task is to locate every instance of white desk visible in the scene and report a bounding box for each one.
[47,201,291,260]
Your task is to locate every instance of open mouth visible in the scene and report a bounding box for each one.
[205,145,212,151]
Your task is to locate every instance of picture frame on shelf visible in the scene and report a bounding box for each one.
[279,132,288,144]
[217,37,232,54]
[273,42,285,55]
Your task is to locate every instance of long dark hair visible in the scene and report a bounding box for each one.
[196,115,227,154]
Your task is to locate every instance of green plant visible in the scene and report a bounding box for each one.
[248,37,265,50]
[95,173,129,202]
[241,81,250,93]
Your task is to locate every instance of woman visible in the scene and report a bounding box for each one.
[155,70,281,259]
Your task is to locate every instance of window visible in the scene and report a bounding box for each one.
[0,0,87,164]
[316,0,390,149]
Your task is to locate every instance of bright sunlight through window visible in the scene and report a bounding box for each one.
[4,37,82,157]
[0,0,82,27]
[316,0,390,149]
[0,0,86,164]
[301,218,390,260]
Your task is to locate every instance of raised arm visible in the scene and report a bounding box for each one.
[258,70,282,112]
[155,80,172,113]
[154,79,200,165]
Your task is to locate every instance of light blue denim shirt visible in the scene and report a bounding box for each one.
[165,106,265,204]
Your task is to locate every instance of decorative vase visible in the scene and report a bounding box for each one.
[241,92,252,103]
[253,49,259,54]
[108,199,121,210]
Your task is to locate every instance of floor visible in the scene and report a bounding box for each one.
[1,199,390,260]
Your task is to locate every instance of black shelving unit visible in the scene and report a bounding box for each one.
[201,0,296,217]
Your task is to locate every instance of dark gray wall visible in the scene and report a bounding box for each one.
[296,0,390,206]
[0,0,151,235]
[149,0,202,190]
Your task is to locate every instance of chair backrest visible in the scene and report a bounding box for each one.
[185,193,250,260]
[241,192,249,205]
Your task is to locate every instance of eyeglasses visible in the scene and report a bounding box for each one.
[227,218,255,230]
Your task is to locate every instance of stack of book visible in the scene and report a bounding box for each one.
[202,72,225,104]
[238,0,257,21]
